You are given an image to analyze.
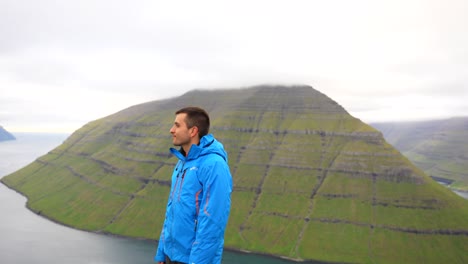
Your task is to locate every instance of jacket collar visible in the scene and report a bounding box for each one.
[170,134,215,161]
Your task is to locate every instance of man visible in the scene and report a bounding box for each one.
[155,106,233,264]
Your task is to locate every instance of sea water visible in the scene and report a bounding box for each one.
[0,133,300,264]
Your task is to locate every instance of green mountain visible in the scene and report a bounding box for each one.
[371,117,468,191]
[0,126,15,141]
[2,86,467,263]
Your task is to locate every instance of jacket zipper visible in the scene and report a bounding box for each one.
[177,169,187,201]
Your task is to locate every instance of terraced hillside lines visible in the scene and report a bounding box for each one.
[235,94,293,243]
[293,130,341,257]
[2,85,468,264]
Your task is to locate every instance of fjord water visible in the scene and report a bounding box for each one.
[0,133,295,264]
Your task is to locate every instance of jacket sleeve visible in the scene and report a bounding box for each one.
[189,157,232,264]
[154,225,166,262]
[155,176,175,262]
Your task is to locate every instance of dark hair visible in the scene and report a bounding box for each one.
[175,106,210,138]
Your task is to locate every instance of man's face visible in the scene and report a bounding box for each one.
[170,113,192,147]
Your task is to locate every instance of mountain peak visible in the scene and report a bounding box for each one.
[0,126,15,141]
[3,85,467,263]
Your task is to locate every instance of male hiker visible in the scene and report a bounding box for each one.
[155,106,233,264]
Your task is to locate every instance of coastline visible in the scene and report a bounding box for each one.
[1,180,338,264]
[0,182,332,264]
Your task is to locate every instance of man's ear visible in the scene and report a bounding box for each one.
[190,126,199,138]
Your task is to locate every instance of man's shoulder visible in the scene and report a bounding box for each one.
[199,152,225,163]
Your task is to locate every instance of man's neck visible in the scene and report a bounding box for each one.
[182,139,200,156]
[182,145,190,156]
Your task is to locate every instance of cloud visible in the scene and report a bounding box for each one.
[1,0,467,132]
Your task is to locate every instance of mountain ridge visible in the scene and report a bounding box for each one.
[371,117,468,191]
[2,85,467,263]
[0,126,15,141]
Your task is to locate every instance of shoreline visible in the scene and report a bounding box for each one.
[1,181,336,264]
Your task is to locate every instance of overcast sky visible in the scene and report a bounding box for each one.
[1,0,467,133]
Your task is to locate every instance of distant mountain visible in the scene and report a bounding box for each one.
[2,86,467,264]
[0,126,15,141]
[371,117,468,191]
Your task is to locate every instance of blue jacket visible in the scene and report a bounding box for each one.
[155,134,233,264]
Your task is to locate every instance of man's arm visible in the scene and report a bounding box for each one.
[154,226,166,262]
[155,189,173,262]
[189,159,232,264]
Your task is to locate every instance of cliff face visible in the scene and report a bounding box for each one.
[0,126,15,141]
[2,85,468,264]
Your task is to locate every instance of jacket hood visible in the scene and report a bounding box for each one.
[170,134,228,162]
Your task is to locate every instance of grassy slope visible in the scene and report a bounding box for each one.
[2,86,468,264]
[371,117,468,191]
